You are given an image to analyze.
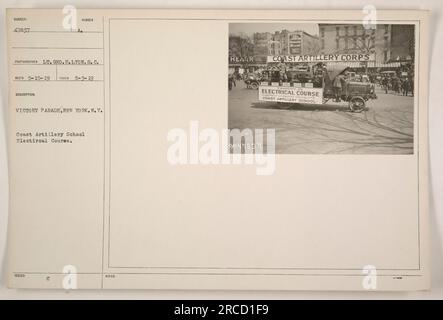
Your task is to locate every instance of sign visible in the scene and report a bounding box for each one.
[259,86,323,104]
[267,53,375,63]
[229,56,254,63]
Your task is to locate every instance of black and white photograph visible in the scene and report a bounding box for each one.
[228,23,416,154]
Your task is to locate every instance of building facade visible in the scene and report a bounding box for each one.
[318,24,392,63]
[270,30,320,56]
[390,24,415,62]
[251,30,320,63]
[229,24,414,72]
[229,30,320,67]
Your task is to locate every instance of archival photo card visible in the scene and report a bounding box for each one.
[5,9,429,291]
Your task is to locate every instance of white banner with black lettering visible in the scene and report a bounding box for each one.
[259,86,323,104]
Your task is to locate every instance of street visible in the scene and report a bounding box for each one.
[228,81,414,154]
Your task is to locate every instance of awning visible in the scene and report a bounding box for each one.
[367,62,401,68]
[326,62,402,68]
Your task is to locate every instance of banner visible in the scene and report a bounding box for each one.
[259,86,323,104]
[267,53,375,63]
[229,56,255,63]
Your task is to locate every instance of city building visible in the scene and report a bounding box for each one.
[251,30,320,64]
[390,24,415,62]
[318,24,392,63]
[270,30,320,56]
[229,29,320,71]
[229,24,414,72]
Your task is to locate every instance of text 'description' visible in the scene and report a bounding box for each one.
[259,86,323,104]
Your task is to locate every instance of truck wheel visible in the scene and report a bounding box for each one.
[349,96,366,113]
[251,82,259,90]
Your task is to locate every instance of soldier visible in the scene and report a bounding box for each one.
[228,74,236,90]
[333,75,342,102]
[381,76,389,94]
[402,78,410,96]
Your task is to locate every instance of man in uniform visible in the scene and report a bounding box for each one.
[333,75,342,102]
